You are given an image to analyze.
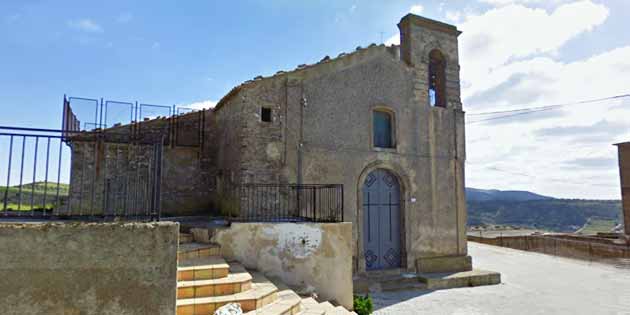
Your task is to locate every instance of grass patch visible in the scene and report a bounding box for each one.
[1,181,69,211]
[353,295,373,315]
[1,203,57,211]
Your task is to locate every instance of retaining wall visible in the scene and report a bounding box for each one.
[0,222,178,315]
[211,222,353,309]
[468,235,630,262]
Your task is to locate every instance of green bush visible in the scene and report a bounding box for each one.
[353,295,373,315]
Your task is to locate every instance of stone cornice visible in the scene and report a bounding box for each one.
[398,14,462,37]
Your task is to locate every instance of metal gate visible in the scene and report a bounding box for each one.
[363,169,402,270]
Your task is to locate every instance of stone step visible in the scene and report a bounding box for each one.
[180,233,193,244]
[178,256,230,281]
[300,298,320,309]
[243,289,302,315]
[354,273,428,293]
[176,271,278,315]
[178,242,221,261]
[299,298,356,315]
[319,302,335,312]
[177,263,253,299]
[327,306,357,315]
[417,269,501,290]
[298,299,332,315]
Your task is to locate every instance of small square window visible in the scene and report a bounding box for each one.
[261,107,272,122]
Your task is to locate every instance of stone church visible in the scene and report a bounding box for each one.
[68,14,470,274]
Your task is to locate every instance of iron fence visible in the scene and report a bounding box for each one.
[218,183,344,222]
[0,126,164,221]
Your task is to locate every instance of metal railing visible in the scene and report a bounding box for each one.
[62,95,206,148]
[0,126,164,221]
[218,183,344,222]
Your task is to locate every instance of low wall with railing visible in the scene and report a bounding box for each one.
[469,235,630,265]
[0,222,178,315]
[216,183,344,222]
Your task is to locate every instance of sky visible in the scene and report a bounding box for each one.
[1,0,630,199]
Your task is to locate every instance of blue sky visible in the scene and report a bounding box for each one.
[2,0,630,198]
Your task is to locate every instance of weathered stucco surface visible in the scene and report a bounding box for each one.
[211,222,353,309]
[0,222,178,315]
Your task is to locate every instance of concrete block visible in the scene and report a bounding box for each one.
[190,228,211,243]
[418,269,501,290]
[416,255,472,273]
[0,222,178,315]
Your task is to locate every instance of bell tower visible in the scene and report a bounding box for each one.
[397,14,463,110]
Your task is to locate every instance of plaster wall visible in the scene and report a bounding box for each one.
[211,222,353,309]
[0,222,178,315]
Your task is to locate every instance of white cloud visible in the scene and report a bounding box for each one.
[183,100,216,111]
[459,0,609,101]
[385,34,399,46]
[383,4,427,45]
[410,4,424,15]
[460,1,630,199]
[445,11,463,23]
[479,0,569,6]
[67,18,103,33]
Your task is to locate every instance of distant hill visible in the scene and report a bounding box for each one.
[466,187,553,202]
[466,187,622,232]
[0,182,69,211]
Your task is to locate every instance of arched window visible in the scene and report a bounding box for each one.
[373,110,394,148]
[428,49,446,107]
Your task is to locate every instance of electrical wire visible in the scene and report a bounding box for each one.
[465,93,630,125]
[467,93,630,116]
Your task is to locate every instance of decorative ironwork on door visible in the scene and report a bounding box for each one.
[363,169,401,270]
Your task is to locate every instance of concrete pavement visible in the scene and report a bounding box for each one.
[372,242,630,315]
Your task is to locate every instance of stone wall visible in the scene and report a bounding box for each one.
[469,235,630,263]
[67,111,216,216]
[211,222,353,309]
[0,222,178,315]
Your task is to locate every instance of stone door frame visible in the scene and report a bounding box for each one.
[356,160,409,274]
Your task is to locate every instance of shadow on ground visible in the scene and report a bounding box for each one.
[369,289,436,311]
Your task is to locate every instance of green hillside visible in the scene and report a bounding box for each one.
[576,218,619,235]
[0,182,69,211]
[467,199,622,233]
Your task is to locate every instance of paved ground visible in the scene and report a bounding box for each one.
[372,242,630,315]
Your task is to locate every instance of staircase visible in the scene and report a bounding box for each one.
[177,233,357,315]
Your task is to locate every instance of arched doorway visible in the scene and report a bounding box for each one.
[362,169,402,270]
